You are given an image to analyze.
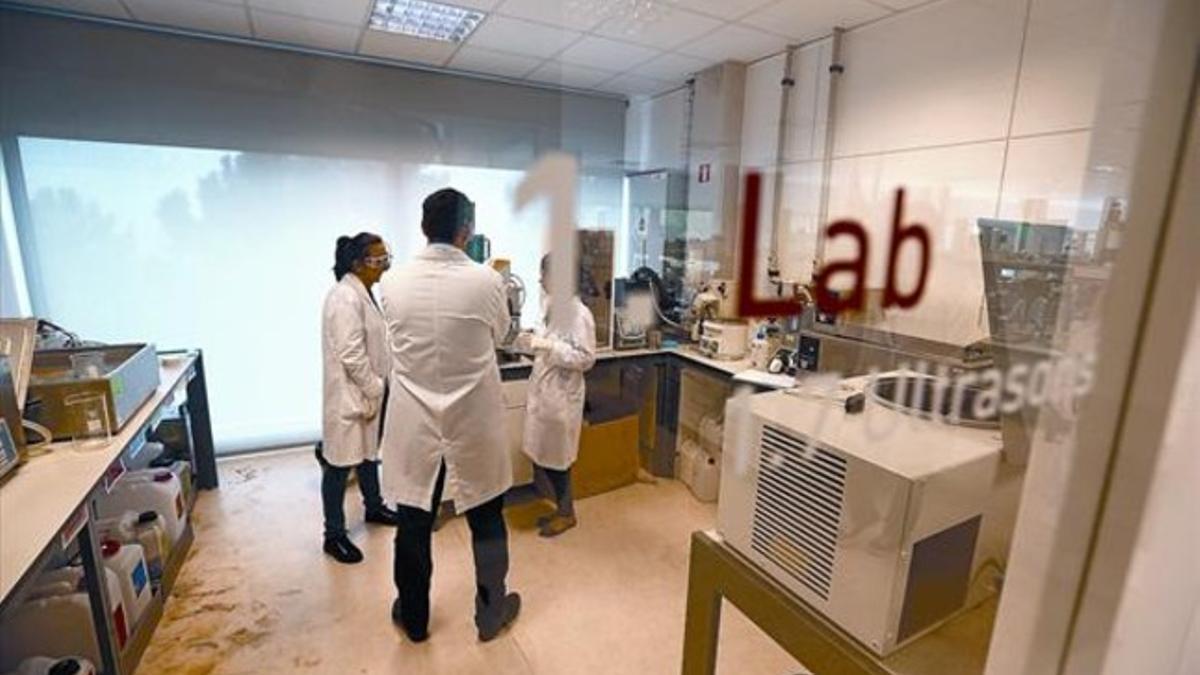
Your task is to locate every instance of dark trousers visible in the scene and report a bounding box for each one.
[394,463,509,633]
[533,464,575,518]
[320,454,386,540]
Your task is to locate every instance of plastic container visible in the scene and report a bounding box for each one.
[689,452,721,503]
[95,471,186,544]
[27,567,85,601]
[100,540,151,628]
[677,439,700,487]
[96,511,169,583]
[5,656,97,675]
[0,571,121,672]
[150,461,192,507]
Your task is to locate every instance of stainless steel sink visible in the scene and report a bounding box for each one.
[868,373,1000,429]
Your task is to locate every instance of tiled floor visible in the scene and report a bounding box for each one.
[137,448,807,675]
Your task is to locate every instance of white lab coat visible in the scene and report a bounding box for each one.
[522,298,597,471]
[321,274,389,467]
[378,244,513,512]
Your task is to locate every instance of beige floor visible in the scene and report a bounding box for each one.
[136,448,807,675]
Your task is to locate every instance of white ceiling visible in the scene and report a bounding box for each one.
[8,0,923,97]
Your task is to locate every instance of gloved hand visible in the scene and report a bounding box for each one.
[512,331,535,353]
[362,395,380,421]
[530,335,553,352]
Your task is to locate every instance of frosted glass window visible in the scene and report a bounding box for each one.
[16,137,606,452]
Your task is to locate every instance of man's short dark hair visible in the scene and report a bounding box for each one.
[422,188,474,244]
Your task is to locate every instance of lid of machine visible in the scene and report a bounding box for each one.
[758,382,1002,479]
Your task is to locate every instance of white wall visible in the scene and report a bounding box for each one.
[745,0,1126,347]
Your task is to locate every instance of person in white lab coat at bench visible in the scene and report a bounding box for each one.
[319,232,399,565]
[377,188,520,644]
[515,254,597,538]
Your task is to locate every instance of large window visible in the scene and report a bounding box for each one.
[15,137,604,452]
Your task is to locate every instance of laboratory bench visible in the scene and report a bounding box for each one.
[0,350,217,675]
[499,345,792,484]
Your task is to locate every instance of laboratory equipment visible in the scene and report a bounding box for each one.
[465,233,491,264]
[690,278,750,360]
[0,356,25,480]
[25,344,160,441]
[697,321,749,360]
[718,377,1003,656]
[488,258,526,349]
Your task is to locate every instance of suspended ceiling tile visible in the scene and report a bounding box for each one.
[675,22,787,63]
[495,0,612,32]
[597,72,676,97]
[447,44,543,78]
[666,0,776,21]
[359,27,462,64]
[526,61,617,90]
[124,0,252,38]
[592,5,721,50]
[467,14,583,58]
[558,35,661,73]
[630,51,711,81]
[740,0,890,42]
[247,0,372,25]
[250,10,362,52]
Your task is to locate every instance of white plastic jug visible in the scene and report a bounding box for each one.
[100,540,152,628]
[132,512,170,583]
[5,656,97,675]
[0,593,104,671]
[689,452,721,503]
[96,472,186,544]
[27,567,84,601]
[130,462,193,506]
[96,511,169,583]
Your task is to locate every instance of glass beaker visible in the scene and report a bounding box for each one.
[69,352,107,380]
[64,393,111,450]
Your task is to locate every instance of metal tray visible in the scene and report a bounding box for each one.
[26,343,161,440]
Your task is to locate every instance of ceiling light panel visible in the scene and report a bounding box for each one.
[368,0,486,43]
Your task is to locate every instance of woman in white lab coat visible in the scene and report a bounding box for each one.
[319,232,399,564]
[517,254,597,537]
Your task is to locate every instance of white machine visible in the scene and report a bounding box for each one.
[717,374,1003,655]
[692,278,749,360]
[697,321,749,360]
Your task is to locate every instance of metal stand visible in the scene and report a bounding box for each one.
[682,531,995,675]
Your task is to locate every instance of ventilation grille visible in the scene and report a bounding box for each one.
[750,423,847,601]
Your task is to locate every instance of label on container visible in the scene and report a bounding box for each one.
[111,375,125,397]
[60,505,89,549]
[103,457,127,494]
[132,559,148,596]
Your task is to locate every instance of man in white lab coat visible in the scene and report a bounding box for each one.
[377,188,520,644]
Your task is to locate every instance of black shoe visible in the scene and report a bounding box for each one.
[391,599,429,643]
[478,593,521,642]
[365,506,400,527]
[323,536,363,564]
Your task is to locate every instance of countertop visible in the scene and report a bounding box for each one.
[502,345,796,389]
[0,354,193,602]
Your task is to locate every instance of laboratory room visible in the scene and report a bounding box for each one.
[0,0,1197,674]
